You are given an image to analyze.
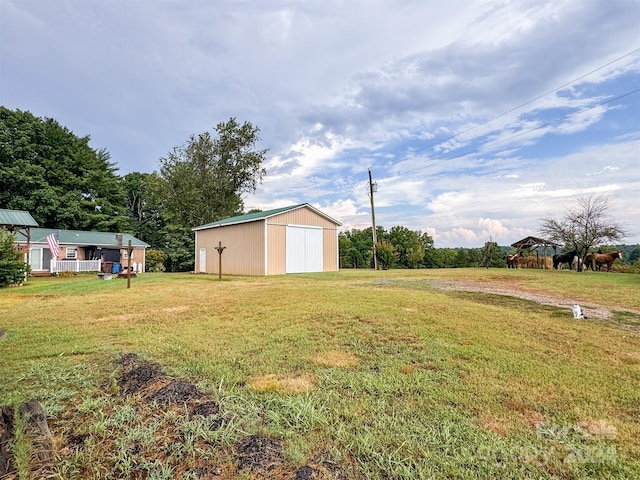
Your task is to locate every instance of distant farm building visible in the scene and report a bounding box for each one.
[510,236,561,269]
[193,204,342,275]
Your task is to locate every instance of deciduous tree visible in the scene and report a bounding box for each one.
[152,118,267,271]
[155,118,267,230]
[388,226,424,268]
[539,195,627,270]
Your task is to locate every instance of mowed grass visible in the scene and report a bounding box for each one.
[1,268,639,479]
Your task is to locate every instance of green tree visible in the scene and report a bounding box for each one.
[152,118,267,271]
[339,234,359,268]
[418,232,439,268]
[454,249,469,268]
[340,228,375,268]
[145,249,168,272]
[0,229,28,287]
[388,226,424,268]
[155,118,267,230]
[375,240,398,269]
[0,107,127,231]
[120,172,166,247]
[539,195,627,270]
[480,241,504,268]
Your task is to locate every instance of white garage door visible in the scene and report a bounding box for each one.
[286,225,323,273]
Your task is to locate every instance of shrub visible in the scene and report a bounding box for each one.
[0,229,28,287]
[146,249,168,272]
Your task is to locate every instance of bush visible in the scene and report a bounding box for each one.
[146,249,168,272]
[0,229,28,287]
[375,240,398,270]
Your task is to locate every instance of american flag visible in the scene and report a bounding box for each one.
[46,232,59,258]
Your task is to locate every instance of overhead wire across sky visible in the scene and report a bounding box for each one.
[387,47,640,180]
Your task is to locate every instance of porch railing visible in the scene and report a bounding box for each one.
[50,259,102,273]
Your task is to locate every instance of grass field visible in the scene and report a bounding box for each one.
[1,269,639,479]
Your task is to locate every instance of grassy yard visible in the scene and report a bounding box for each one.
[1,269,639,479]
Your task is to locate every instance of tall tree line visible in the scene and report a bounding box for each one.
[0,107,266,271]
[0,107,127,232]
[339,227,507,269]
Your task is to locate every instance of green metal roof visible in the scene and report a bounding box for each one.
[192,203,342,230]
[0,209,39,227]
[17,227,149,248]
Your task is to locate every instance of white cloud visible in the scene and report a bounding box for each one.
[2,0,639,247]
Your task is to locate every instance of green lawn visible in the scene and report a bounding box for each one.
[1,269,639,479]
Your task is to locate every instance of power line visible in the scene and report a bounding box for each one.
[410,47,640,157]
[398,87,640,177]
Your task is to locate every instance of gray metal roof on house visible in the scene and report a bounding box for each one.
[16,227,149,248]
[0,209,39,228]
[193,203,342,231]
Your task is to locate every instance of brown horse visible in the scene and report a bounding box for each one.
[506,253,521,268]
[584,251,623,272]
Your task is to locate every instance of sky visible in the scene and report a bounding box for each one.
[1,0,639,248]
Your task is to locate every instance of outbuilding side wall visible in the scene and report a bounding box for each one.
[266,223,287,275]
[196,221,265,275]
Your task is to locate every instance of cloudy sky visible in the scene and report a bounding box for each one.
[1,0,639,247]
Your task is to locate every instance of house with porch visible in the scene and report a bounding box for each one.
[17,228,149,275]
[2,209,149,275]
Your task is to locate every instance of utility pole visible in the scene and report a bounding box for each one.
[368,168,378,270]
[126,240,133,289]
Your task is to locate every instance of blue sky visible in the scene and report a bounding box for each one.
[1,0,639,247]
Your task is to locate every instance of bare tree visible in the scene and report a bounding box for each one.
[539,195,627,270]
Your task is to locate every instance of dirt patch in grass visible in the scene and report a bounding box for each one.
[248,373,316,394]
[191,400,220,417]
[430,279,640,331]
[236,434,283,472]
[479,413,509,437]
[116,353,206,408]
[311,350,359,368]
[43,353,335,479]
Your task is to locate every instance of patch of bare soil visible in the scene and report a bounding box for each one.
[236,435,283,472]
[4,353,340,479]
[113,353,329,479]
[430,279,640,328]
[116,353,205,409]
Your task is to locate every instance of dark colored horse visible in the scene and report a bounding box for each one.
[506,253,521,268]
[585,251,623,272]
[553,249,578,270]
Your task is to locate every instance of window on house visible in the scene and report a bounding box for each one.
[122,249,129,260]
[66,247,78,259]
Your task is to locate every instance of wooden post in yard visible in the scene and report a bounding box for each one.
[127,240,133,289]
[214,241,226,281]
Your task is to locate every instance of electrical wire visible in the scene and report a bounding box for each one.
[409,47,640,158]
[398,87,640,176]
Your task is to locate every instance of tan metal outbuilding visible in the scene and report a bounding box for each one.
[193,204,342,275]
